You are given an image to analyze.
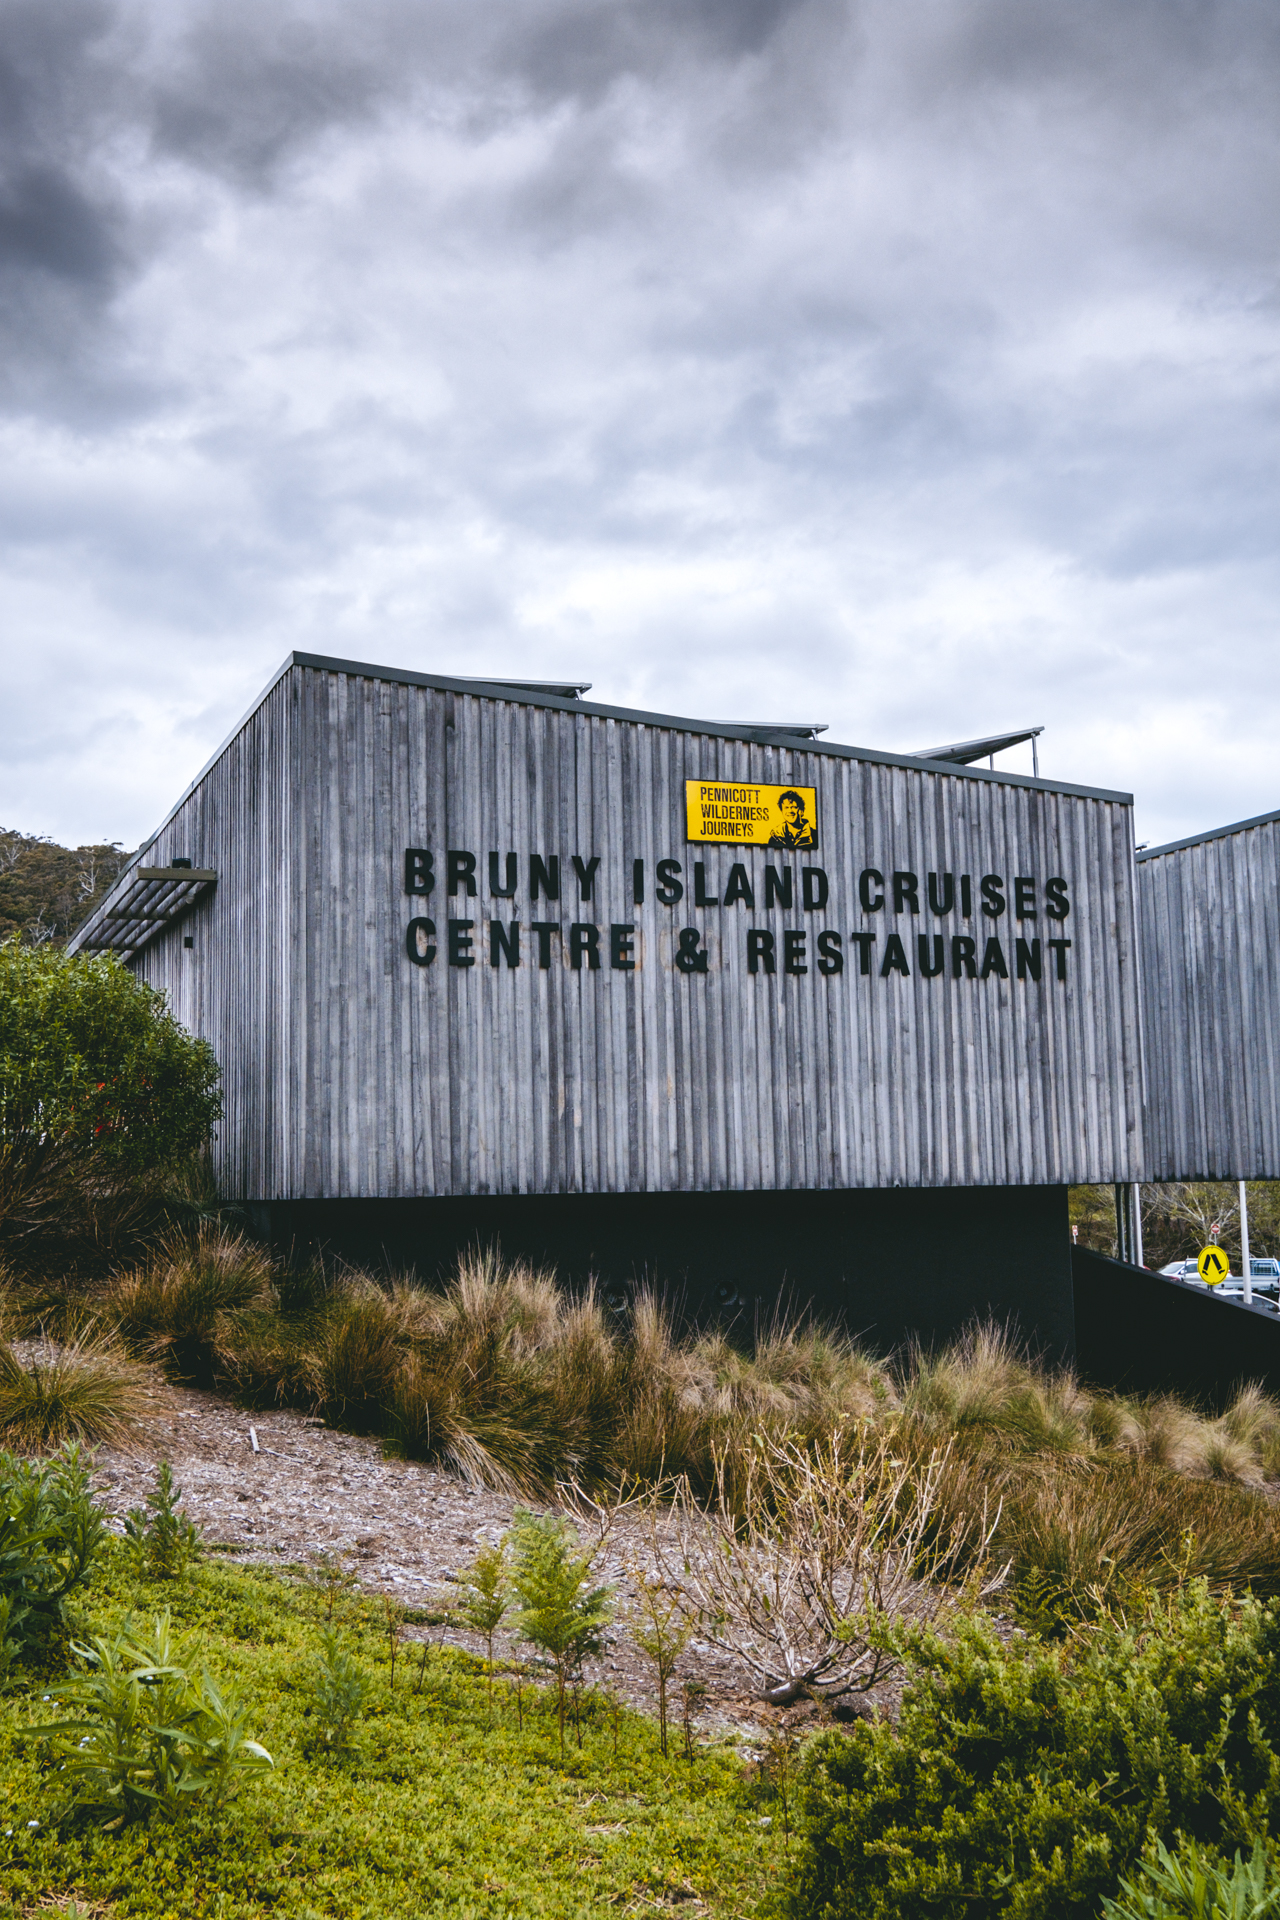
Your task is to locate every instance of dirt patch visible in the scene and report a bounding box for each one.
[74,1368,876,1745]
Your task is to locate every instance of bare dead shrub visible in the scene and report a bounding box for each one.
[642,1425,1003,1704]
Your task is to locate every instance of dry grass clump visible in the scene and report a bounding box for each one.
[209,1247,897,1496]
[887,1325,1280,1627]
[902,1322,1097,1455]
[899,1321,1280,1488]
[106,1224,276,1381]
[0,1332,149,1451]
[84,1232,1280,1536]
[998,1454,1280,1629]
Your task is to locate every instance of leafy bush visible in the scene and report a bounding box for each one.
[782,1582,1280,1920]
[0,1333,147,1449]
[46,1611,272,1823]
[1104,1837,1280,1920]
[0,1443,105,1672]
[123,1461,204,1581]
[0,943,221,1256]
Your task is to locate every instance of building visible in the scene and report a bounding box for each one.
[72,651,1165,1358]
[1137,809,1280,1184]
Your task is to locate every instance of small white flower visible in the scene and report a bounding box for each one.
[27,1819,39,1828]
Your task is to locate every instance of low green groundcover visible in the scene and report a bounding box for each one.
[1,1542,768,1919]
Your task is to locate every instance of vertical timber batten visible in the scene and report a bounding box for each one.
[1138,811,1280,1181]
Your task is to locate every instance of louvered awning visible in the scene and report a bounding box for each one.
[71,866,217,960]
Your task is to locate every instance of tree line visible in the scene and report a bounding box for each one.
[0,827,134,948]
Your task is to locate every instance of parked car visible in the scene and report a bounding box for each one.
[1160,1255,1280,1302]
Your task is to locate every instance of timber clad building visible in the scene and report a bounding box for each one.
[70,654,1280,1368]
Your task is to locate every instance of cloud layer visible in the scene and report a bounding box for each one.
[1,0,1277,847]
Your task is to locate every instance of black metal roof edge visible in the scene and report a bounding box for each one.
[287,652,1133,802]
[69,648,1136,952]
[1136,804,1280,863]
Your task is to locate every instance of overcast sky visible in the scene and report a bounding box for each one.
[1,0,1276,852]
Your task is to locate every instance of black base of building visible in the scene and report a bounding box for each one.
[1073,1246,1280,1408]
[246,1184,1075,1362]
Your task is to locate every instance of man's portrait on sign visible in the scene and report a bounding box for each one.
[768,790,818,851]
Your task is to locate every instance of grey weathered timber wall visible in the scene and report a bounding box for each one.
[77,656,1146,1201]
[126,676,297,1199]
[1138,811,1280,1180]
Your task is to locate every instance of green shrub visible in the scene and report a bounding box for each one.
[305,1626,370,1756]
[123,1461,204,1581]
[0,943,221,1256]
[1104,1837,1280,1920]
[454,1539,511,1721]
[509,1508,612,1758]
[0,1442,105,1670]
[781,1583,1280,1920]
[46,1611,272,1822]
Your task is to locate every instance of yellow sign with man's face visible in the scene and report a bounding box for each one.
[685,780,819,850]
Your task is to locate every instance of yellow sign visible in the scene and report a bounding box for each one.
[685,780,819,850]
[1197,1245,1231,1287]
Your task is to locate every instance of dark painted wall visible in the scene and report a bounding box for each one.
[1074,1246,1280,1408]
[248,1184,1075,1362]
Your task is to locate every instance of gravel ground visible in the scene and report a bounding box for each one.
[74,1366,854,1746]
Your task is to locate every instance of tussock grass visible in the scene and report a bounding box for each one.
[0,1332,149,1450]
[1001,1454,1280,1628]
[891,1325,1280,1624]
[86,1236,1280,1610]
[106,1224,275,1381]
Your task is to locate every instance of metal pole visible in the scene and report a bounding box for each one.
[1032,735,1040,779]
[1132,1183,1143,1269]
[1114,1184,1127,1263]
[1240,1179,1252,1306]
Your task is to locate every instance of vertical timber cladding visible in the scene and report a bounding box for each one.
[1138,810,1280,1180]
[121,673,297,1201]
[298,661,1144,1202]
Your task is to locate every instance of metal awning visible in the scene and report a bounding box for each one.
[907,727,1043,768]
[71,866,217,960]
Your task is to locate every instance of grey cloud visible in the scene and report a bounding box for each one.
[0,166,120,282]
[1,0,1279,847]
[146,10,390,186]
